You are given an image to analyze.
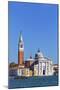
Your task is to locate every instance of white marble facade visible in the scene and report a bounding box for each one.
[34,51,53,76]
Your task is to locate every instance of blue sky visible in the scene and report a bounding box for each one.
[8,2,58,64]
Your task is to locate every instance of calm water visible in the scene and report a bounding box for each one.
[8,75,58,89]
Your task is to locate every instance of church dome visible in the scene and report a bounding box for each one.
[37,49,44,58]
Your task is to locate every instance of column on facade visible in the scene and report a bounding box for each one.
[38,61,42,76]
[49,61,53,75]
[45,62,48,75]
[51,61,53,75]
[48,61,52,75]
[41,62,43,76]
[47,62,49,75]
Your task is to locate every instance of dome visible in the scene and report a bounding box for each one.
[37,50,44,58]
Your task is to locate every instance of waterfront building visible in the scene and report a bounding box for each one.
[9,33,58,77]
[25,56,34,68]
[52,64,58,75]
[33,50,53,76]
[9,63,18,76]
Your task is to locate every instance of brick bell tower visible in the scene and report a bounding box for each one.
[18,32,24,65]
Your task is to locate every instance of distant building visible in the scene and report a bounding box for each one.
[31,50,53,76]
[9,63,18,76]
[52,64,58,75]
[9,33,58,77]
[24,56,34,68]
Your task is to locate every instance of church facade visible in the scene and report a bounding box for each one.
[33,51,53,76]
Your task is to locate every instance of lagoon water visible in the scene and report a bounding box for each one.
[8,75,58,89]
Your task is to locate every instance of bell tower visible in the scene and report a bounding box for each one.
[18,32,24,65]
